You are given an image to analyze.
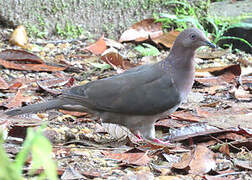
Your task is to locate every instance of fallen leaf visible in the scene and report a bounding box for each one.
[0,77,9,89]
[152,30,180,48]
[219,144,230,156]
[201,101,220,108]
[172,145,216,175]
[166,123,220,142]
[119,18,163,42]
[84,36,107,55]
[101,52,124,69]
[61,166,85,180]
[234,159,252,170]
[36,77,74,95]
[195,64,241,85]
[196,107,221,118]
[172,152,192,170]
[197,64,241,76]
[230,86,252,101]
[102,151,150,166]
[122,171,154,180]
[0,58,67,72]
[155,118,185,128]
[5,89,32,109]
[8,82,23,90]
[2,113,43,139]
[158,176,185,180]
[0,49,43,64]
[104,38,124,49]
[0,117,9,140]
[204,175,230,180]
[9,25,28,48]
[59,110,88,117]
[170,110,202,122]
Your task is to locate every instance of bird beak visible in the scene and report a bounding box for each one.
[205,40,216,48]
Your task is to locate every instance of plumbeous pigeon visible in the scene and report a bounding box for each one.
[5,28,216,145]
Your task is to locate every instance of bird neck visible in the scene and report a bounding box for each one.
[169,43,196,64]
[162,45,196,100]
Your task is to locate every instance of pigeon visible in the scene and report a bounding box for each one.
[5,28,216,145]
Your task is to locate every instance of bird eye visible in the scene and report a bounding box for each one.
[190,34,196,40]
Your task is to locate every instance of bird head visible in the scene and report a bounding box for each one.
[175,28,216,50]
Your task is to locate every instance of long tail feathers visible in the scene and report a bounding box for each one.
[4,99,65,116]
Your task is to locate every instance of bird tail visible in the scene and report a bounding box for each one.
[4,99,65,116]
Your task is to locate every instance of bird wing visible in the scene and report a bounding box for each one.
[61,62,181,115]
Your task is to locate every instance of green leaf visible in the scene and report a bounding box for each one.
[30,134,57,180]
[89,62,111,70]
[0,135,23,180]
[134,43,160,56]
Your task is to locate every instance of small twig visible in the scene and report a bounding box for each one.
[215,171,247,177]
[32,38,88,45]
[53,145,129,151]
[209,135,241,151]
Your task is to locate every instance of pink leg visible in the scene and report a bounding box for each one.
[134,133,143,140]
[131,131,145,143]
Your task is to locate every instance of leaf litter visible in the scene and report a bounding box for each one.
[0,19,251,179]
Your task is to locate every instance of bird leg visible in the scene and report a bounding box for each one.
[131,131,145,143]
[134,133,143,140]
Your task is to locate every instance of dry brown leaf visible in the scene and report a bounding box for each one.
[155,118,185,128]
[173,145,216,175]
[0,58,67,72]
[119,18,163,42]
[0,49,43,64]
[9,25,28,48]
[84,35,107,55]
[172,152,192,170]
[36,77,74,94]
[152,31,180,48]
[196,64,241,76]
[170,110,202,122]
[201,101,220,108]
[102,151,150,166]
[158,176,184,180]
[197,85,225,95]
[8,82,23,90]
[59,110,88,117]
[230,86,252,101]
[5,89,32,109]
[219,144,230,156]
[101,52,124,69]
[195,64,241,85]
[104,38,124,49]
[0,77,9,89]
[122,171,154,180]
[204,175,230,180]
[196,107,220,118]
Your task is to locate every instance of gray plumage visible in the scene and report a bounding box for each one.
[5,28,216,144]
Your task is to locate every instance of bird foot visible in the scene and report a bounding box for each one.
[132,133,145,143]
[134,134,143,140]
